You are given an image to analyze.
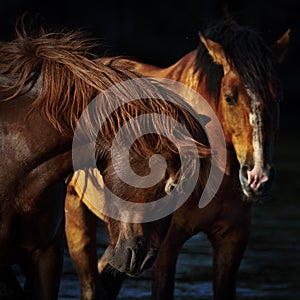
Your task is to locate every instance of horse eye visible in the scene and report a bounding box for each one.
[224,94,235,105]
[165,182,176,195]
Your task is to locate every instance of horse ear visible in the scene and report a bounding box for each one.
[198,32,230,74]
[272,29,291,63]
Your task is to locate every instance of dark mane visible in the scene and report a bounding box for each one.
[0,22,144,132]
[195,20,280,105]
[0,21,211,185]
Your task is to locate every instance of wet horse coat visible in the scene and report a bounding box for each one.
[65,20,290,299]
[0,21,211,299]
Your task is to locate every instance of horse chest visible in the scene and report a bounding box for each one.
[0,180,65,260]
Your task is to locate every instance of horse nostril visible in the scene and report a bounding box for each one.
[240,164,251,180]
[239,163,275,196]
[141,253,156,270]
[126,247,135,270]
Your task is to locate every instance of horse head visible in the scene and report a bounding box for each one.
[96,132,210,276]
[199,26,290,200]
[74,85,212,277]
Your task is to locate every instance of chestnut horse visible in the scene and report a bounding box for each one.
[65,20,290,299]
[0,21,211,299]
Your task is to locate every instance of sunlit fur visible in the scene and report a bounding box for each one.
[73,19,288,300]
[104,20,282,199]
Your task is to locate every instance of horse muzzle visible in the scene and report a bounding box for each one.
[105,238,158,277]
[239,164,276,200]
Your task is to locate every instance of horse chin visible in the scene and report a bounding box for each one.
[242,192,264,203]
[241,188,270,203]
[125,269,144,278]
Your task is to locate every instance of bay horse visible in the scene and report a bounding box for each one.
[66,21,290,300]
[65,20,290,300]
[0,20,212,299]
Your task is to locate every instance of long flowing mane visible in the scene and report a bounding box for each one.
[0,20,211,182]
[195,20,281,105]
[0,21,142,132]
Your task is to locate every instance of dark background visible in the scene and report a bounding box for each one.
[0,0,299,133]
[1,1,299,298]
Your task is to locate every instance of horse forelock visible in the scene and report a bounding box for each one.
[93,81,211,154]
[89,80,211,190]
[195,20,281,106]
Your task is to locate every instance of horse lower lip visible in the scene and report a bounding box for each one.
[126,269,143,278]
[242,188,269,200]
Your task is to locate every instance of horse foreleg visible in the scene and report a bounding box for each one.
[207,205,251,300]
[151,223,190,300]
[65,185,98,300]
[17,180,66,300]
[20,220,65,300]
[34,224,64,300]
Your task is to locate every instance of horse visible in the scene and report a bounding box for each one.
[0,20,212,299]
[65,20,290,299]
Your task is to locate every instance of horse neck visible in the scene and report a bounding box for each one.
[158,51,197,81]
[154,50,217,110]
[160,51,239,174]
